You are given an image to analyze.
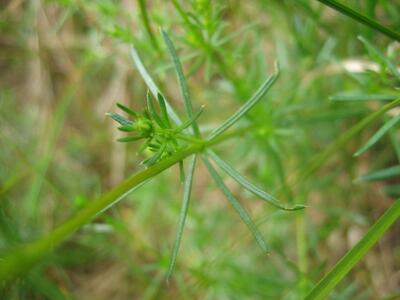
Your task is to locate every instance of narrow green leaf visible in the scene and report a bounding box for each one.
[358,165,400,182]
[329,93,398,102]
[317,0,400,42]
[202,156,268,252]
[296,98,400,183]
[143,144,166,167]
[106,112,133,127]
[207,150,305,211]
[305,199,400,300]
[161,29,201,136]
[116,102,138,117]
[146,91,166,128]
[118,125,135,132]
[383,185,400,198]
[354,115,400,156]
[207,65,279,141]
[137,0,159,50]
[157,93,171,128]
[358,36,400,80]
[117,136,143,143]
[167,155,197,278]
[174,105,205,133]
[130,46,182,126]
[179,160,185,183]
[389,126,400,161]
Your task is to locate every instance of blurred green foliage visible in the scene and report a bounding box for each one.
[0,0,399,299]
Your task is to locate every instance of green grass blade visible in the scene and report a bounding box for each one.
[130,46,182,126]
[329,93,398,102]
[304,199,400,300]
[206,65,279,141]
[161,29,201,137]
[167,155,197,278]
[317,0,400,41]
[296,98,400,183]
[358,165,400,182]
[358,36,400,80]
[202,156,268,252]
[137,0,159,50]
[354,115,400,156]
[207,150,305,211]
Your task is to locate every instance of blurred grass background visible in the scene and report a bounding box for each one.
[0,0,399,299]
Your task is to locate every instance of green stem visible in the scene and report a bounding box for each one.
[317,0,400,41]
[0,144,202,284]
[137,0,159,50]
[305,199,400,300]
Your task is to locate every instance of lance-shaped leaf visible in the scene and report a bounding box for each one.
[161,29,201,136]
[146,91,166,128]
[157,93,171,128]
[354,115,400,156]
[130,46,182,126]
[116,103,138,117]
[167,155,197,278]
[358,36,400,80]
[329,93,398,102]
[106,112,133,127]
[117,136,143,143]
[173,105,205,133]
[207,150,305,211]
[118,125,135,132]
[202,156,268,252]
[358,165,400,182]
[142,144,167,167]
[207,64,279,141]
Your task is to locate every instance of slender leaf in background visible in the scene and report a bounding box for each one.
[130,46,182,126]
[137,0,159,50]
[329,93,398,102]
[384,185,400,198]
[161,29,201,137]
[173,105,205,133]
[207,64,279,141]
[295,98,400,183]
[304,199,400,300]
[358,165,400,182]
[358,36,400,80]
[389,126,400,161]
[354,115,400,156]
[202,156,268,252]
[167,155,197,278]
[317,0,400,42]
[207,150,305,211]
